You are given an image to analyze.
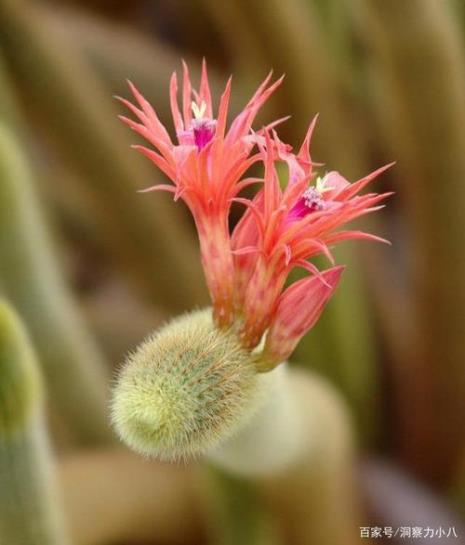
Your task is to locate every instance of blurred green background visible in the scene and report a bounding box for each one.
[0,0,464,544]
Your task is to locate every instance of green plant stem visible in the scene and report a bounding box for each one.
[0,0,207,312]
[203,465,282,545]
[0,422,70,545]
[0,123,112,446]
[208,367,361,545]
[0,301,70,545]
[355,0,465,482]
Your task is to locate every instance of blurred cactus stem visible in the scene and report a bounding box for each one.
[356,0,465,481]
[203,466,282,545]
[0,0,207,312]
[0,301,70,545]
[0,123,112,446]
[112,308,359,545]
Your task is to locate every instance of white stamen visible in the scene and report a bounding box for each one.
[192,100,207,120]
[315,175,334,194]
[303,187,325,211]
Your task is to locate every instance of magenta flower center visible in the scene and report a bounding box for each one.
[190,118,217,150]
[302,187,326,212]
[285,186,327,224]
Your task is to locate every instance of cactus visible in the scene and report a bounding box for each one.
[0,301,70,545]
[0,122,112,445]
[111,306,361,544]
[112,309,267,460]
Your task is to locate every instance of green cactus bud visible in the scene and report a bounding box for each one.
[112,308,265,460]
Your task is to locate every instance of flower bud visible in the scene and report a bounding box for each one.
[111,309,263,460]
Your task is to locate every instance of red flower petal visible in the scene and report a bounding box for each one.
[263,266,344,364]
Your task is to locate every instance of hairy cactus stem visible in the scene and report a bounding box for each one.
[112,308,307,473]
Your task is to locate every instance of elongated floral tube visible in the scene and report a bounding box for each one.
[0,301,70,545]
[0,123,111,446]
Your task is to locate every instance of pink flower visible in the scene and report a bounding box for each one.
[232,128,393,360]
[118,62,392,368]
[118,61,283,326]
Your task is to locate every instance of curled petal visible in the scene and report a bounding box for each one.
[199,58,213,118]
[226,74,284,143]
[293,259,331,287]
[126,81,173,145]
[131,145,176,179]
[231,246,260,256]
[231,196,265,236]
[259,115,291,134]
[322,171,350,199]
[324,230,391,245]
[119,115,172,158]
[182,60,193,127]
[297,114,319,166]
[262,131,282,218]
[216,77,232,139]
[233,177,263,196]
[169,72,184,133]
[282,244,292,266]
[336,163,395,200]
[138,184,176,194]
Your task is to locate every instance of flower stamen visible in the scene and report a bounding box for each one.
[189,101,216,150]
[302,187,326,212]
[192,100,207,120]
